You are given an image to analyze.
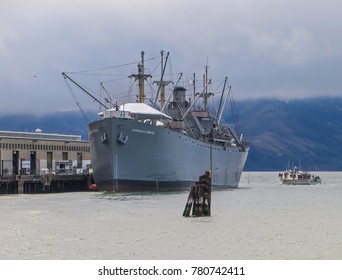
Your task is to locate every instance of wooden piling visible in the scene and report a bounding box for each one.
[183,170,211,217]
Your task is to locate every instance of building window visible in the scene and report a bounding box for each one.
[47,152,53,170]
[62,152,68,161]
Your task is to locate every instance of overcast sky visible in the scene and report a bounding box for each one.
[1,0,342,115]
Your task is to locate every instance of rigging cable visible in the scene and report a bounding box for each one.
[63,78,89,123]
[229,88,240,136]
[64,55,159,75]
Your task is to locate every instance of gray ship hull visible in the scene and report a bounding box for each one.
[88,118,249,192]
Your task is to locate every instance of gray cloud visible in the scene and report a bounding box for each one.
[1,0,342,114]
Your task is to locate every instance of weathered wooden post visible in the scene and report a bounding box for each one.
[183,185,196,217]
[183,170,211,217]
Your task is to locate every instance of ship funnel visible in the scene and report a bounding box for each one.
[173,86,187,104]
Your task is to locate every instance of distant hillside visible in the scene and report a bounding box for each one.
[231,97,342,171]
[1,97,342,171]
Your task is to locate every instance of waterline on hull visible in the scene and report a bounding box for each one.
[95,179,240,192]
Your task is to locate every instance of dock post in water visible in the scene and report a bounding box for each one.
[183,170,211,217]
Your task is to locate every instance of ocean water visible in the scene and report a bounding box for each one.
[1,172,341,260]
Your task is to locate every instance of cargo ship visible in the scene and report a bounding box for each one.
[65,51,249,191]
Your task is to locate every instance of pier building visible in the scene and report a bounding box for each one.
[0,129,91,176]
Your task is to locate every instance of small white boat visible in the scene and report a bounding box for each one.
[278,167,322,185]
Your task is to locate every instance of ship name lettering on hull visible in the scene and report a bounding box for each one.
[131,128,155,135]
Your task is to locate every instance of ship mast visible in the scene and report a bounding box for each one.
[129,51,151,103]
[193,73,196,109]
[216,77,228,123]
[202,65,212,110]
[154,51,171,108]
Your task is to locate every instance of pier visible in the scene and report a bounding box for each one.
[0,129,94,194]
[0,174,94,194]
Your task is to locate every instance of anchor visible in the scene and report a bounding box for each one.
[117,131,128,144]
